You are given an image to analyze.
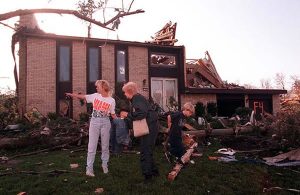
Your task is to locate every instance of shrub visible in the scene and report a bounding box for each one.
[235,107,252,119]
[0,92,20,129]
[271,107,300,148]
[79,112,90,123]
[167,96,179,112]
[47,112,59,121]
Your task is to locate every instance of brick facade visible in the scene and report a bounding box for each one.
[72,41,87,119]
[101,44,115,91]
[26,38,56,116]
[128,46,149,98]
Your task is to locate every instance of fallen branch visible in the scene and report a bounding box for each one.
[6,137,81,161]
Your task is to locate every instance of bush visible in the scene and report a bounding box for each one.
[235,107,252,119]
[271,108,300,148]
[209,118,225,129]
[47,112,59,121]
[79,112,90,123]
[0,92,20,129]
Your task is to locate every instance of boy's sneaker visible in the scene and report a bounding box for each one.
[86,170,95,177]
[102,166,109,174]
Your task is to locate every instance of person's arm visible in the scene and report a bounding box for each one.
[110,113,117,119]
[167,115,171,129]
[109,99,117,119]
[166,114,172,134]
[65,93,86,100]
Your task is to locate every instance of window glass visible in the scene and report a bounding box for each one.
[165,80,176,105]
[151,80,163,106]
[59,46,70,81]
[151,78,177,111]
[89,47,99,82]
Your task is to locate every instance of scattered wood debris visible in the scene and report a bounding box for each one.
[148,21,177,45]
[186,51,245,89]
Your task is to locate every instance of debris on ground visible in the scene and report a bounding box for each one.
[95,188,104,194]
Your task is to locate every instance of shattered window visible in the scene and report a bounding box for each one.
[117,50,126,82]
[150,53,176,66]
[115,48,128,99]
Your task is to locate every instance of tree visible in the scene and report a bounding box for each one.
[291,75,300,99]
[0,1,144,32]
[274,72,286,90]
[244,83,257,89]
[0,0,144,93]
[260,78,272,89]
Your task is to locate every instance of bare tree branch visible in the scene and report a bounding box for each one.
[128,0,135,12]
[0,21,16,30]
[0,8,145,31]
[104,9,144,26]
[0,9,113,30]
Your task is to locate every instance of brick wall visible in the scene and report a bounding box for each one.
[26,38,56,116]
[128,46,149,98]
[101,44,115,91]
[180,94,216,107]
[19,15,39,29]
[18,37,27,115]
[72,41,87,119]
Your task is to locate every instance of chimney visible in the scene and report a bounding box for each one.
[19,14,39,29]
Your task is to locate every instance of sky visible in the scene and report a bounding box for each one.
[0,0,300,92]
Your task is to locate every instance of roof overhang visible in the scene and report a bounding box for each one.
[184,87,287,95]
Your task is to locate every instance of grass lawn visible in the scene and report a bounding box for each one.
[0,138,299,195]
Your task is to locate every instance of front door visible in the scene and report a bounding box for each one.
[151,78,178,111]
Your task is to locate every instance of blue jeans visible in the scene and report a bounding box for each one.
[86,117,111,172]
[110,118,130,153]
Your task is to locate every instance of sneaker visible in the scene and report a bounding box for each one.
[86,170,95,177]
[102,166,109,174]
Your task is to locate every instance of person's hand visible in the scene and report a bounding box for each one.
[65,93,73,99]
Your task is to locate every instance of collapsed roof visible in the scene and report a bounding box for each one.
[186,51,245,89]
[148,21,177,46]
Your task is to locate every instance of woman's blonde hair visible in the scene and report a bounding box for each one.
[122,82,138,95]
[95,80,110,93]
[182,102,195,114]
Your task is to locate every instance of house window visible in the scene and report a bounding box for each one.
[150,53,176,66]
[59,46,71,82]
[57,43,72,117]
[151,78,178,111]
[115,47,128,99]
[87,46,101,94]
[88,47,100,83]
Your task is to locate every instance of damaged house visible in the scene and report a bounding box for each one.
[14,16,286,119]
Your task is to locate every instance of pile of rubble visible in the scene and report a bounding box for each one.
[186,51,245,89]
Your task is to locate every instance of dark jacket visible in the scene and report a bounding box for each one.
[130,93,158,125]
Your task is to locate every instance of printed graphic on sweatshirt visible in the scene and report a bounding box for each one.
[92,98,111,117]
